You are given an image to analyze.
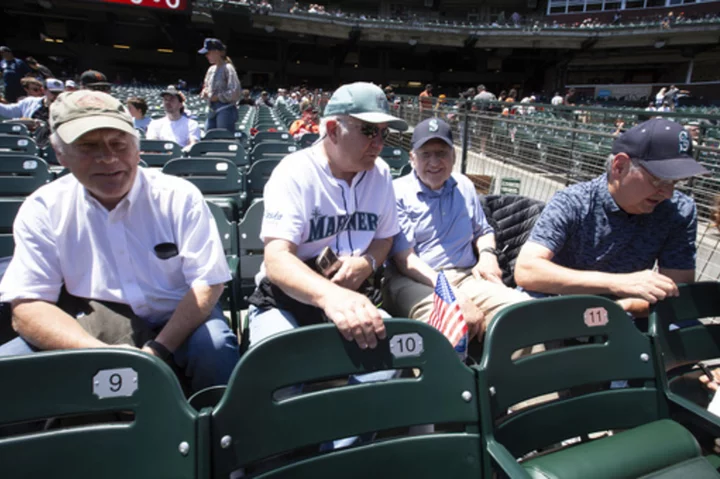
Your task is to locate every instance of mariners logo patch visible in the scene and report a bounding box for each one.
[678,130,690,154]
[429,119,439,132]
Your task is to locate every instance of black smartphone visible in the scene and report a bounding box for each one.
[316,246,339,276]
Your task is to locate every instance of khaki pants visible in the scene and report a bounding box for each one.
[383,266,556,410]
[57,291,155,347]
[383,265,531,327]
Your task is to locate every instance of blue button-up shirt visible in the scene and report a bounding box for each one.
[0,96,43,120]
[528,174,697,273]
[392,171,494,270]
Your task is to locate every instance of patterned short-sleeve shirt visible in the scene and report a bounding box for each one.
[528,174,697,273]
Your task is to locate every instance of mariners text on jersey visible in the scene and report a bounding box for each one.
[307,208,379,243]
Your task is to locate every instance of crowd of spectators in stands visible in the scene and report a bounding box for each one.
[217,0,720,31]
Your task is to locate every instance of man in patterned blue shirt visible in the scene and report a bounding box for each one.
[515,118,709,316]
[385,118,530,340]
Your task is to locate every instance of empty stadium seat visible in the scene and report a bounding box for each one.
[162,158,245,221]
[650,282,720,435]
[0,156,52,196]
[250,142,298,163]
[205,319,484,478]
[380,145,410,172]
[237,199,264,311]
[0,135,38,156]
[206,201,240,332]
[245,159,279,204]
[477,295,720,478]
[187,141,248,168]
[0,349,197,478]
[298,133,320,149]
[0,122,29,136]
[139,139,182,167]
[253,131,294,146]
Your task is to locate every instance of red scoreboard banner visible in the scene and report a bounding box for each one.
[100,0,189,11]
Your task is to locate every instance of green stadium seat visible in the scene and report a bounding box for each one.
[650,282,720,435]
[139,139,182,167]
[253,131,294,146]
[0,135,37,156]
[499,177,521,195]
[162,158,245,222]
[398,163,413,177]
[0,122,29,136]
[298,133,320,149]
[206,201,240,333]
[237,199,264,311]
[0,200,22,258]
[187,141,248,168]
[380,145,410,171]
[0,349,197,478]
[205,319,484,478]
[250,142,298,163]
[203,129,235,140]
[477,295,720,478]
[245,159,279,204]
[0,156,52,196]
[41,145,59,166]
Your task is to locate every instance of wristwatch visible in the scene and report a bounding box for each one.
[478,247,500,257]
[144,340,173,362]
[363,253,377,272]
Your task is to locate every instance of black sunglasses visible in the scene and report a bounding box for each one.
[357,121,390,140]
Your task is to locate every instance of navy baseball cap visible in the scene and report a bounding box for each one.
[411,118,453,150]
[198,38,226,54]
[612,118,709,180]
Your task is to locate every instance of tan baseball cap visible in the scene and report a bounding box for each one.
[50,90,136,144]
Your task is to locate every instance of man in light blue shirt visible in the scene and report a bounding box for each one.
[0,78,64,121]
[385,118,529,340]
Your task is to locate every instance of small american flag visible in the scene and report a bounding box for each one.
[428,272,468,356]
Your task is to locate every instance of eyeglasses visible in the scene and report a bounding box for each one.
[28,87,42,93]
[632,160,686,189]
[343,119,389,140]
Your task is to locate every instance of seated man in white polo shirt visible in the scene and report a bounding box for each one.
[146,85,200,148]
[247,82,408,351]
[0,90,239,392]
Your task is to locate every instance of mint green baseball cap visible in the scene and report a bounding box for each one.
[325,82,408,131]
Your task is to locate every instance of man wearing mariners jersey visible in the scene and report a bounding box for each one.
[247,82,407,351]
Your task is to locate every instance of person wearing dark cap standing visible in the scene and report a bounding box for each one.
[0,46,31,102]
[385,118,530,341]
[198,38,240,133]
[80,69,112,93]
[516,118,710,317]
[25,57,54,80]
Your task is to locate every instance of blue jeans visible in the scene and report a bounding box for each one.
[206,102,238,133]
[248,305,399,449]
[0,304,239,393]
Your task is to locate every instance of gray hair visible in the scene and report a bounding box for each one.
[606,152,640,177]
[50,130,140,156]
[319,115,345,137]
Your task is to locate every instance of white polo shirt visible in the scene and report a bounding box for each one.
[0,168,231,324]
[146,115,200,148]
[259,146,399,280]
